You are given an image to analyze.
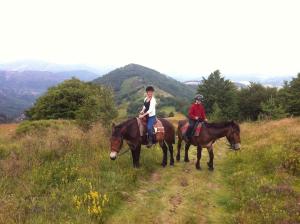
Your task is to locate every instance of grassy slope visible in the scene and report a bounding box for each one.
[220,118,300,223]
[0,118,299,223]
[0,121,162,223]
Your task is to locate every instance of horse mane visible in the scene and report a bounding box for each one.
[206,121,240,132]
[112,118,137,136]
[115,118,136,129]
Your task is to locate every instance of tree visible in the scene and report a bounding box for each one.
[259,96,287,120]
[209,102,223,122]
[26,78,117,129]
[198,70,239,120]
[237,83,277,120]
[278,73,300,116]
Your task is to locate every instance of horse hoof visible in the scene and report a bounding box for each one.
[184,159,190,163]
[161,163,167,167]
[176,155,180,161]
[207,162,214,171]
[170,161,175,166]
[196,165,201,170]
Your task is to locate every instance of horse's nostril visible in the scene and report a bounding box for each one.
[110,157,116,160]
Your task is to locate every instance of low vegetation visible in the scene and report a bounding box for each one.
[1,117,299,223]
[219,118,300,223]
[0,121,161,223]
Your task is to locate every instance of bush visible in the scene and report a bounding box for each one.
[15,120,68,135]
[168,111,175,117]
[26,78,118,129]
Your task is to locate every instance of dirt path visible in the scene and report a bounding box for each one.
[107,140,228,224]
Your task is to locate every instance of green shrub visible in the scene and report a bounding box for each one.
[15,120,68,135]
[26,78,118,129]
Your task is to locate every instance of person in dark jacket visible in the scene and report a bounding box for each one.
[185,94,208,140]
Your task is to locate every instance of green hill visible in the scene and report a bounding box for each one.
[93,64,196,117]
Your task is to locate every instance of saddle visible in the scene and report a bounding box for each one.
[136,117,165,137]
[181,121,203,137]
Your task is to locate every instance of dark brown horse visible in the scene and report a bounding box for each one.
[177,120,241,170]
[109,118,175,168]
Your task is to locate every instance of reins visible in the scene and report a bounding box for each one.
[118,147,130,157]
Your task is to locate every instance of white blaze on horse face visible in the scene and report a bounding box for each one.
[234,143,241,150]
[110,151,117,159]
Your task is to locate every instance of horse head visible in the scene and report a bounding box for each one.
[226,121,241,150]
[109,123,124,160]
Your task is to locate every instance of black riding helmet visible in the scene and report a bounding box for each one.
[146,86,155,92]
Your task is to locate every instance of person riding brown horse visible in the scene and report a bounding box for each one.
[138,86,157,147]
[109,117,175,168]
[185,94,208,141]
[177,120,241,170]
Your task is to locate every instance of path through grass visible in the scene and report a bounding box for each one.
[107,139,230,224]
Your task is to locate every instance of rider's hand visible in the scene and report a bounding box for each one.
[195,116,199,120]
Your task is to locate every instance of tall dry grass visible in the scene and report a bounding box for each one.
[219,118,300,223]
[0,120,161,223]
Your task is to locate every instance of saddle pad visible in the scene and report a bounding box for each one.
[181,122,202,136]
[154,119,165,133]
[136,118,146,136]
[136,118,165,137]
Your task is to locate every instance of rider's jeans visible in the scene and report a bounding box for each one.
[147,115,156,137]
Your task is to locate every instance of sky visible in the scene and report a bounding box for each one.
[0,0,299,79]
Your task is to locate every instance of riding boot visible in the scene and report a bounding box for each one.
[184,126,192,142]
[147,134,154,148]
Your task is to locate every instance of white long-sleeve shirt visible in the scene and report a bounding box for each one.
[142,97,157,117]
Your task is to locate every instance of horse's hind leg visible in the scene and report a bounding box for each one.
[167,142,175,166]
[159,141,168,167]
[207,146,214,171]
[184,142,191,162]
[176,137,182,161]
[195,145,202,170]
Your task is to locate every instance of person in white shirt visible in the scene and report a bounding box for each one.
[139,86,157,147]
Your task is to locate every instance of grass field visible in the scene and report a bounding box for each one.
[0,118,299,223]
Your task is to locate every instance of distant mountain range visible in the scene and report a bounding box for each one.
[93,63,195,100]
[183,80,247,89]
[93,64,196,117]
[0,60,296,122]
[0,69,101,122]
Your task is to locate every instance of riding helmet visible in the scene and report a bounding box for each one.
[194,94,204,101]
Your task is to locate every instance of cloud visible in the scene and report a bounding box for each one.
[0,0,299,78]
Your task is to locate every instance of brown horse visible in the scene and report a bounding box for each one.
[109,118,175,168]
[177,120,241,170]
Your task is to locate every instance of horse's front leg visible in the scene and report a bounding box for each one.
[207,146,214,171]
[159,141,168,167]
[130,144,141,168]
[184,142,191,162]
[195,145,202,170]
